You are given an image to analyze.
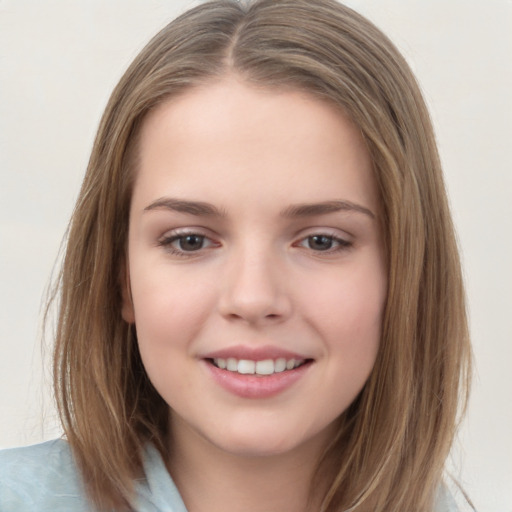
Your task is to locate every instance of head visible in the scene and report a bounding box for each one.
[52,1,471,510]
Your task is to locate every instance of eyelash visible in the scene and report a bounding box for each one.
[295,234,352,253]
[158,232,217,257]
[157,231,352,257]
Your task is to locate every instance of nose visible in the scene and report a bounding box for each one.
[217,247,292,325]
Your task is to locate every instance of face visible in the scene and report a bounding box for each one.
[123,78,387,460]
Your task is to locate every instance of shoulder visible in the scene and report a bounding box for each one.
[134,443,189,512]
[0,438,93,512]
[435,483,460,512]
[0,439,189,512]
[435,480,476,512]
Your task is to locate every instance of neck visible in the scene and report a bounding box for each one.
[168,417,332,512]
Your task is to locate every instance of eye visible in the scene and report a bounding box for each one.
[297,234,351,252]
[158,232,218,255]
[174,234,206,251]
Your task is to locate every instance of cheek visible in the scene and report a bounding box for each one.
[304,258,386,374]
[310,263,385,333]
[131,274,215,399]
[130,264,216,360]
[308,267,386,415]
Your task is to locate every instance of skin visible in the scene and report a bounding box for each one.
[122,77,387,512]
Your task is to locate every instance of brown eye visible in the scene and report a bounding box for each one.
[177,234,205,251]
[307,235,335,251]
[296,233,352,253]
[158,232,216,255]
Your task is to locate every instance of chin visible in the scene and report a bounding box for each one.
[217,436,301,459]
[206,421,329,460]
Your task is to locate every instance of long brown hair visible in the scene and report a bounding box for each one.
[51,1,471,510]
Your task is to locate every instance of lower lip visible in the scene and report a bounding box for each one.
[203,360,312,399]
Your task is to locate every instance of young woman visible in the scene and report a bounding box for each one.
[0,1,472,511]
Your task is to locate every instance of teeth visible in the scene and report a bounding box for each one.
[212,357,305,375]
[275,358,287,373]
[255,359,274,375]
[238,360,255,374]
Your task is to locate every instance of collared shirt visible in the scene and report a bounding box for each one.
[0,438,460,511]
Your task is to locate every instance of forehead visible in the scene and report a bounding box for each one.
[132,77,377,213]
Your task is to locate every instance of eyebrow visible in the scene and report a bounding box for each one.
[280,200,375,219]
[144,197,226,217]
[144,197,375,219]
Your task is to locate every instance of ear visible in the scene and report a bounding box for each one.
[120,258,135,324]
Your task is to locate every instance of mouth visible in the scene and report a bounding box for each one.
[203,353,314,398]
[206,357,311,376]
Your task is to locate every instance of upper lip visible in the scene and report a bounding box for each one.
[201,345,311,361]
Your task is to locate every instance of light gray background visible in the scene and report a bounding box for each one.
[1,1,511,511]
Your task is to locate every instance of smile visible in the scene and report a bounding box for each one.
[203,351,313,398]
[210,357,306,376]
